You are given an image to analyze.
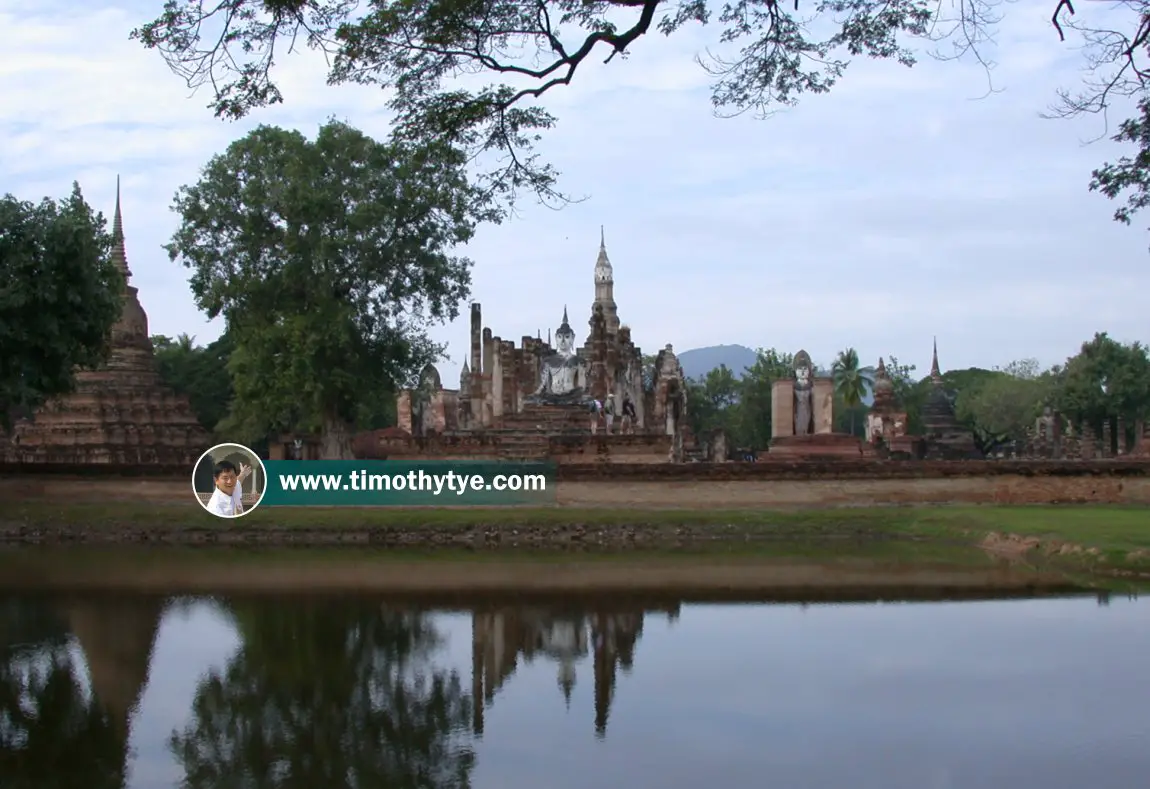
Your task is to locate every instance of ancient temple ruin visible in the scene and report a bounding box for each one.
[864,357,917,456]
[921,340,982,460]
[1,179,210,467]
[357,230,692,462]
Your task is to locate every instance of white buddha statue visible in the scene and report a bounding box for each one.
[535,307,586,399]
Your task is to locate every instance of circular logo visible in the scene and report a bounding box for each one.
[192,443,267,518]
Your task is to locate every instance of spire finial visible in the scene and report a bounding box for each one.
[110,175,131,279]
[930,337,941,382]
[563,305,569,323]
[113,175,122,236]
[600,225,605,249]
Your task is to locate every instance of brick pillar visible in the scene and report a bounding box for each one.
[1116,416,1125,455]
[771,380,795,439]
[1101,419,1112,458]
[470,303,482,375]
[587,305,609,402]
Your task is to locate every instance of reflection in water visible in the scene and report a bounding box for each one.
[0,598,143,789]
[0,591,1147,789]
[471,603,678,737]
[168,599,476,789]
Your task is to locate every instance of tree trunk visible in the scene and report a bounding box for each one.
[321,413,354,459]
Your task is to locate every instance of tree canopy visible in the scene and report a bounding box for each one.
[0,185,122,431]
[165,120,493,457]
[134,1,1150,229]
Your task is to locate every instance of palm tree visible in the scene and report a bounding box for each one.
[832,348,875,436]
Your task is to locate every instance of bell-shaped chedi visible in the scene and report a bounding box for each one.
[3,178,210,467]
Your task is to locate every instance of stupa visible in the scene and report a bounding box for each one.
[921,339,981,460]
[2,178,210,467]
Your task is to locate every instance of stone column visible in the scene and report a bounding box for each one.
[1116,416,1126,455]
[771,380,794,438]
[470,303,482,374]
[1101,419,1112,458]
[813,378,834,434]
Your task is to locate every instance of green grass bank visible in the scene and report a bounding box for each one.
[1,501,1147,575]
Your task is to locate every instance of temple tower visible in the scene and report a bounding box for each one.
[921,338,981,459]
[1,178,210,467]
[592,227,619,335]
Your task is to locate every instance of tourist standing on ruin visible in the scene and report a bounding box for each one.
[604,395,616,433]
[589,398,602,434]
[622,395,636,434]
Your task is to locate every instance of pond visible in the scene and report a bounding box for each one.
[0,558,1148,788]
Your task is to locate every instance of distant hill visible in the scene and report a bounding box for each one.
[677,344,758,381]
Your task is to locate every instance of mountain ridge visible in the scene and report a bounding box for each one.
[676,344,758,380]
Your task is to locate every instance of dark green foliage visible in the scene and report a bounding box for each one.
[832,347,874,436]
[686,347,793,451]
[0,185,121,431]
[152,332,235,433]
[1053,332,1150,433]
[165,120,492,455]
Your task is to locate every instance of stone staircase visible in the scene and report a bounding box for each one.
[487,430,552,460]
[491,403,594,460]
[499,402,591,433]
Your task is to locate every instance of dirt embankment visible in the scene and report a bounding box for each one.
[0,548,1082,599]
[3,471,1150,509]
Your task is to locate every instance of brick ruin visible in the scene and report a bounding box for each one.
[0,179,210,469]
[354,231,698,463]
[1004,411,1149,460]
[864,356,919,456]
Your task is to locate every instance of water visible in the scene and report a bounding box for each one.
[1,589,1148,788]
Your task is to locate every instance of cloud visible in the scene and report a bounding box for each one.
[1,0,1146,390]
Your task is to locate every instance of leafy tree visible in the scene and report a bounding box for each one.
[1054,332,1150,450]
[152,332,235,433]
[165,120,495,458]
[170,599,476,789]
[133,2,1146,220]
[831,347,873,436]
[685,363,740,446]
[882,355,922,433]
[733,347,793,450]
[954,359,1056,450]
[0,185,121,430]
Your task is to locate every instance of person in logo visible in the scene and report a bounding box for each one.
[206,459,251,517]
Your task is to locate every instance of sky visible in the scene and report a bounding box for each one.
[2,0,1148,388]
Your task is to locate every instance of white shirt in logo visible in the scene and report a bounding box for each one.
[206,486,244,517]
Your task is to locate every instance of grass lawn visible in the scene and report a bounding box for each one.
[4,500,1147,550]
